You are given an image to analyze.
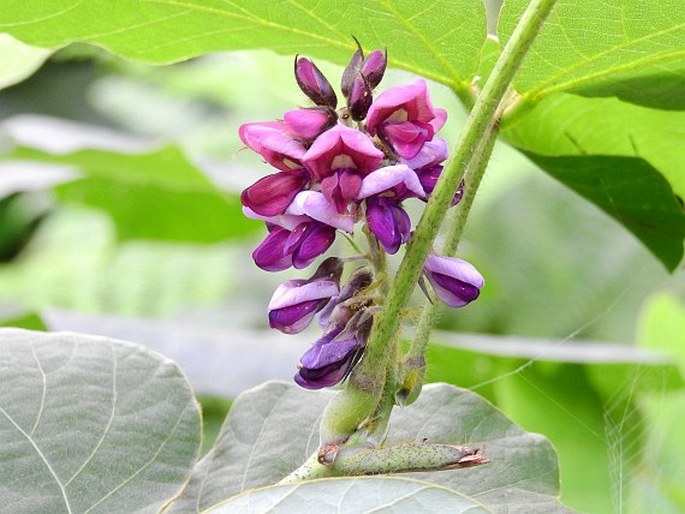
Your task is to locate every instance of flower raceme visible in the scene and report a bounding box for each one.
[240,44,484,389]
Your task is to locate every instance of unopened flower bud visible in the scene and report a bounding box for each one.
[423,255,484,308]
[268,276,340,335]
[318,266,374,328]
[347,74,373,121]
[295,310,372,389]
[360,49,386,90]
[366,197,411,254]
[294,56,338,109]
[341,44,364,99]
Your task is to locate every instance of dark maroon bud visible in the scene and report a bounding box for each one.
[347,73,373,121]
[341,41,364,98]
[310,256,345,283]
[361,49,387,90]
[294,56,338,109]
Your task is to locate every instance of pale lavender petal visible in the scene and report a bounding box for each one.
[268,279,339,310]
[358,164,425,199]
[402,138,449,170]
[242,206,308,231]
[424,255,485,289]
[287,191,355,232]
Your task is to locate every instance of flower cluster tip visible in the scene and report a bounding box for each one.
[240,43,483,389]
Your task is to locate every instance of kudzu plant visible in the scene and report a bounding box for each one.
[1,0,683,512]
[239,43,490,476]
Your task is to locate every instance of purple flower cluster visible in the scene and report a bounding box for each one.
[240,45,484,389]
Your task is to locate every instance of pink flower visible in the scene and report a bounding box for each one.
[302,123,384,180]
[366,79,447,159]
[239,121,307,172]
[283,108,336,140]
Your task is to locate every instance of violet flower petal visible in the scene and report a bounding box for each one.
[288,222,337,269]
[366,197,411,254]
[294,337,360,389]
[252,226,293,271]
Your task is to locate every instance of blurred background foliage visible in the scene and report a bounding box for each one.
[1,4,684,511]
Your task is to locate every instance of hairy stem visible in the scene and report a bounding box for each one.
[400,114,501,403]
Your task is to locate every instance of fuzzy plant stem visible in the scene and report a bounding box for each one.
[398,117,501,404]
[318,0,559,447]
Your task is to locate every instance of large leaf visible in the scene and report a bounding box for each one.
[207,477,488,513]
[502,93,685,271]
[522,154,684,271]
[498,0,685,110]
[0,328,201,513]
[5,145,258,242]
[167,381,569,513]
[0,33,50,90]
[422,330,683,513]
[0,0,487,88]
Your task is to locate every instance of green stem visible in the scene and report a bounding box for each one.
[400,115,501,402]
[319,0,558,446]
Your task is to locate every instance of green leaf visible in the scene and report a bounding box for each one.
[502,93,685,271]
[6,145,259,242]
[0,33,50,90]
[421,331,683,513]
[0,328,201,513]
[521,154,684,271]
[167,381,570,513]
[207,477,489,513]
[0,311,46,330]
[0,0,487,89]
[498,0,685,110]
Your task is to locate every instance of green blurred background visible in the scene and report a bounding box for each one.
[1,3,684,511]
